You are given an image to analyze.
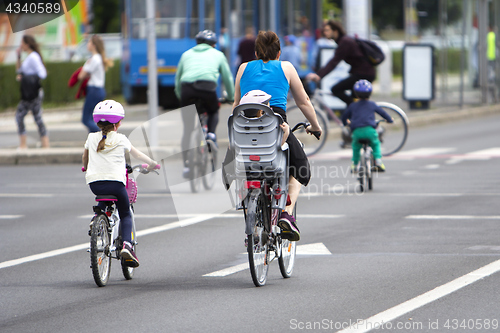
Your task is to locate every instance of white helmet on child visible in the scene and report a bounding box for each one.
[240,90,272,105]
[93,100,125,124]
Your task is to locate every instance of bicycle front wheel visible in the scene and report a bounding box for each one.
[90,214,111,287]
[375,102,409,156]
[286,106,328,156]
[201,140,217,190]
[246,191,269,287]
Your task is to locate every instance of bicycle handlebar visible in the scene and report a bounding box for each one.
[82,164,161,175]
[132,164,161,175]
[291,122,322,140]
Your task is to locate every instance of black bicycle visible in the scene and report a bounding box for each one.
[186,110,218,193]
[228,101,320,286]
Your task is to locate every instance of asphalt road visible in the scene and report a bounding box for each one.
[1,113,499,333]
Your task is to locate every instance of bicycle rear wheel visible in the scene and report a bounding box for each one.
[286,106,328,156]
[188,146,201,193]
[278,206,297,278]
[357,153,368,193]
[202,140,217,190]
[246,191,269,287]
[90,214,111,287]
[375,102,409,156]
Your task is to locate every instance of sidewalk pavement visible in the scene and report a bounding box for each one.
[0,95,499,165]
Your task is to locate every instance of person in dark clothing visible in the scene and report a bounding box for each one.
[307,20,375,107]
[237,27,256,69]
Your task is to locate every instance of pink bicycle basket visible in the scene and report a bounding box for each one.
[126,174,138,203]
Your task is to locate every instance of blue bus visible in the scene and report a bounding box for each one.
[120,0,322,108]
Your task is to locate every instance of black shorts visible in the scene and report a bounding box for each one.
[272,107,311,186]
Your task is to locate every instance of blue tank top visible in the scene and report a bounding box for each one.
[240,60,289,111]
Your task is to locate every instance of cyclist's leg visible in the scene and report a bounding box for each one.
[351,129,363,164]
[89,181,133,243]
[368,128,382,160]
[331,75,359,106]
[201,91,220,136]
[180,84,198,167]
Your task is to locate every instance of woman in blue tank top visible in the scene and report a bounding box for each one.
[231,30,322,241]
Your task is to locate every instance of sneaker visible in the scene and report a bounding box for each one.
[206,132,217,143]
[278,211,300,241]
[374,159,386,172]
[121,241,139,267]
[350,163,358,174]
[182,167,190,179]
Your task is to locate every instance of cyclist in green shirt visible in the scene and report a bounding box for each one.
[175,30,235,178]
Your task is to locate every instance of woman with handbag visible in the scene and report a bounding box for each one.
[15,35,49,149]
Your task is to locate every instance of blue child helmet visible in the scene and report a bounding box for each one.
[353,79,372,99]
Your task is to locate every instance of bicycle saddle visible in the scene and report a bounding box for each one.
[95,195,118,202]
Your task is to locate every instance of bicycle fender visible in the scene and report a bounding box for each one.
[245,189,260,235]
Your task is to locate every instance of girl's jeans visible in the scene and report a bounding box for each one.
[82,86,106,133]
[89,180,133,244]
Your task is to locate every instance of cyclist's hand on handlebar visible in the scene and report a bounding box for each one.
[306,124,322,140]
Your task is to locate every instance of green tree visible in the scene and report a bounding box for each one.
[92,0,121,33]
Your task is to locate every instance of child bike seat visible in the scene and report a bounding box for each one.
[228,103,287,179]
[95,195,118,202]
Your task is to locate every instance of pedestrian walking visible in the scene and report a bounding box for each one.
[15,35,49,149]
[77,35,114,132]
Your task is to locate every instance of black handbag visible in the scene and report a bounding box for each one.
[20,74,41,101]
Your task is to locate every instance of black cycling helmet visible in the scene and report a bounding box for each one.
[353,79,372,99]
[195,30,217,46]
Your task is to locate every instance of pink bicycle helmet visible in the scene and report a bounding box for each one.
[93,100,125,124]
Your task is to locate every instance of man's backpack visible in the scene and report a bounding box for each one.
[355,38,385,66]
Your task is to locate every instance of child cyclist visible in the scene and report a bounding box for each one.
[82,100,158,267]
[341,79,393,172]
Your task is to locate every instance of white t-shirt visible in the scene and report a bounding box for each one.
[18,52,47,79]
[82,54,105,88]
[84,131,132,185]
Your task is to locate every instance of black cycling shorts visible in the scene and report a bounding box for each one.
[272,107,311,187]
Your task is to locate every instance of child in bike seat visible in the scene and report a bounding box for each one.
[82,100,158,267]
[341,79,393,172]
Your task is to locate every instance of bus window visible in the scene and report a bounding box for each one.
[130,0,198,39]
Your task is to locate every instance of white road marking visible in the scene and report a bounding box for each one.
[0,215,23,219]
[446,147,500,164]
[390,148,456,160]
[423,164,440,169]
[203,243,331,277]
[0,193,53,198]
[336,259,500,333]
[0,215,217,270]
[1,215,340,270]
[406,215,500,220]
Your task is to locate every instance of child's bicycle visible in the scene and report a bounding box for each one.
[286,86,409,156]
[355,120,386,193]
[84,163,160,287]
[228,102,320,287]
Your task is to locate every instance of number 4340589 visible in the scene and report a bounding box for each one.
[5,2,61,14]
